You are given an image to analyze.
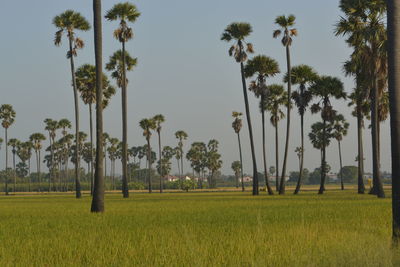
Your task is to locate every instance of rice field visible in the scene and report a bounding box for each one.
[0,188,397,266]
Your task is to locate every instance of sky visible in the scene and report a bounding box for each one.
[0,0,391,176]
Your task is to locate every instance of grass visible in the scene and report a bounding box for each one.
[0,188,397,266]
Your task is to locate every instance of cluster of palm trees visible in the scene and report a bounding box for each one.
[223,0,391,197]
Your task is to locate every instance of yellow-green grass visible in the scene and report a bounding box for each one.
[0,189,397,266]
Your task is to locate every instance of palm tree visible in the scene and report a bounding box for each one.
[16,141,31,191]
[53,10,90,199]
[387,0,400,242]
[285,65,318,194]
[105,2,140,199]
[265,84,288,192]
[91,0,105,214]
[332,114,349,190]
[273,15,297,194]
[44,118,59,192]
[336,0,386,198]
[107,137,119,190]
[140,118,156,193]
[8,138,20,193]
[232,111,245,191]
[76,63,116,195]
[30,133,46,192]
[0,104,16,195]
[153,114,165,193]
[102,132,110,180]
[231,161,241,189]
[309,76,346,194]
[221,22,259,196]
[245,55,280,195]
[309,122,333,189]
[175,130,188,180]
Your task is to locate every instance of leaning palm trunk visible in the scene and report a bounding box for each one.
[338,140,344,190]
[274,117,280,191]
[237,133,245,192]
[279,45,292,195]
[356,104,365,194]
[147,138,152,193]
[261,94,273,195]
[388,0,400,241]
[294,114,305,194]
[121,40,129,199]
[370,74,385,198]
[318,119,327,194]
[240,60,259,195]
[91,0,105,212]
[68,35,82,199]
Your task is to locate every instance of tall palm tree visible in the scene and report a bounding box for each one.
[336,0,386,198]
[0,104,16,195]
[221,22,260,195]
[332,114,349,190]
[76,63,116,194]
[273,15,297,194]
[387,0,400,242]
[175,130,188,180]
[285,65,318,194]
[309,76,346,194]
[153,114,165,193]
[232,111,245,192]
[140,118,156,193]
[91,0,105,213]
[265,84,288,192]
[8,138,20,193]
[105,2,140,199]
[44,118,59,192]
[245,55,280,195]
[53,10,90,199]
[30,133,46,192]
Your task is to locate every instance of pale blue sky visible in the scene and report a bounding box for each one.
[0,0,390,175]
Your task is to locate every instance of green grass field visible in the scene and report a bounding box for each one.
[0,188,397,266]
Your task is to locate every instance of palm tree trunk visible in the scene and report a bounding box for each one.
[28,157,31,192]
[68,35,81,199]
[338,140,344,190]
[279,45,292,195]
[275,122,280,192]
[49,134,53,192]
[261,95,273,195]
[357,104,365,194]
[180,147,184,180]
[240,59,258,195]
[91,0,105,212]
[370,74,385,198]
[158,131,163,193]
[294,114,304,194]
[388,0,400,241]
[121,40,129,199]
[89,103,94,196]
[147,138,152,193]
[237,133,245,192]
[319,119,327,194]
[5,128,8,195]
[13,150,16,193]
[37,150,41,192]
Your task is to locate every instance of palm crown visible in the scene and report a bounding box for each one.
[273,15,297,47]
[0,104,16,129]
[221,22,254,63]
[76,64,116,108]
[140,119,156,140]
[245,55,280,98]
[153,114,165,134]
[106,50,137,88]
[105,2,141,43]
[53,10,90,58]
[285,65,318,116]
[264,84,288,126]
